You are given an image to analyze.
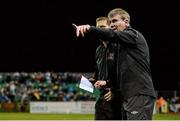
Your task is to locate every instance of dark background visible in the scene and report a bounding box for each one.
[0,0,179,90]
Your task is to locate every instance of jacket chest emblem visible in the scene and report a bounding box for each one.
[107,53,114,60]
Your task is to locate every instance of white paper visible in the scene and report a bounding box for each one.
[79,76,94,93]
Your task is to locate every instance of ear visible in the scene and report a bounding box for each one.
[124,19,130,27]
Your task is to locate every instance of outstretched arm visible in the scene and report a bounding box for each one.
[73,23,138,46]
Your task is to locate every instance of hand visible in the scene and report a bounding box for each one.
[104,88,112,101]
[72,23,90,37]
[89,78,96,84]
[94,80,107,89]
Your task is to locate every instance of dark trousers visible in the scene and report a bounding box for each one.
[95,99,122,120]
[122,94,156,120]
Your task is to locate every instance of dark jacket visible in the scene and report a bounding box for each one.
[94,42,119,99]
[89,26,156,100]
[93,41,122,120]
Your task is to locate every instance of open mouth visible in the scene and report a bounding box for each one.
[113,28,117,31]
[111,27,117,31]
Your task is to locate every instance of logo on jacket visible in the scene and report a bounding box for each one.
[107,53,114,60]
[131,111,138,114]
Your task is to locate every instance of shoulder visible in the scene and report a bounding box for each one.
[125,27,139,38]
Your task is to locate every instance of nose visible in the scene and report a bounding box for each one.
[110,23,116,30]
[110,23,114,28]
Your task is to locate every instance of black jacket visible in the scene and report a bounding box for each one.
[94,42,119,98]
[89,26,156,100]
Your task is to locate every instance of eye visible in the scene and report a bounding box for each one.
[100,26,106,28]
[111,19,118,23]
[98,25,107,28]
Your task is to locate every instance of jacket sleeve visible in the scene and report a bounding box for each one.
[89,26,138,46]
[93,64,98,80]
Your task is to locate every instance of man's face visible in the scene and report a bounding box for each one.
[96,20,110,29]
[109,14,129,31]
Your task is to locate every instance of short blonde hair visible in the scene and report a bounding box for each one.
[96,17,110,25]
[108,8,130,23]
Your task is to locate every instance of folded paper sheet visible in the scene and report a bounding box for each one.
[79,76,94,93]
